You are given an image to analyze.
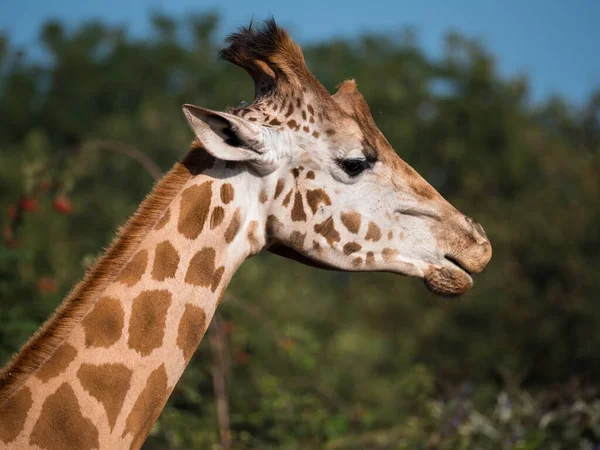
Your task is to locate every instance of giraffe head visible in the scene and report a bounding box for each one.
[182,19,491,296]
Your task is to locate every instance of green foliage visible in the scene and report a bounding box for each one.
[1,13,599,449]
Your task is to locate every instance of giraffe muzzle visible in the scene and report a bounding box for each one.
[445,215,492,275]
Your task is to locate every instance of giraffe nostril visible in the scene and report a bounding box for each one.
[465,216,488,241]
[475,222,488,240]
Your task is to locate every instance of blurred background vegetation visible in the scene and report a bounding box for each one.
[1,12,600,450]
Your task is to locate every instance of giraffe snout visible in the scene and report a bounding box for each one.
[442,214,492,275]
[465,216,489,244]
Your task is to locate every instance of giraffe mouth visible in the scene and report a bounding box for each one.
[444,255,472,276]
[423,256,474,297]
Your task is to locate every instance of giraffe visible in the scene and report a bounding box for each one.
[0,19,492,449]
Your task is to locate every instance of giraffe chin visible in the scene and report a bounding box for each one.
[423,266,474,297]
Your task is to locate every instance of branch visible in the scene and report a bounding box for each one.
[4,139,163,247]
[81,139,163,181]
[208,312,232,450]
[222,293,350,413]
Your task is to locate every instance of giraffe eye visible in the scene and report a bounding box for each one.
[338,158,370,177]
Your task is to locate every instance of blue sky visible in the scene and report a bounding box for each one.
[2,0,599,105]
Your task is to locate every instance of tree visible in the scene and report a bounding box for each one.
[1,13,599,449]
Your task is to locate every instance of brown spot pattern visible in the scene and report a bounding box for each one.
[152,241,180,281]
[366,251,375,266]
[306,170,315,179]
[266,215,284,236]
[30,383,99,450]
[259,189,268,203]
[210,206,225,229]
[0,386,32,443]
[117,250,148,286]
[77,363,133,430]
[343,242,362,255]
[220,183,235,204]
[154,208,170,230]
[352,257,363,267]
[177,304,207,362]
[285,104,294,117]
[312,130,320,138]
[123,364,169,450]
[410,180,436,200]
[274,178,285,199]
[388,230,393,240]
[211,266,225,293]
[365,222,382,241]
[128,290,172,356]
[340,211,361,234]
[35,343,77,382]
[290,231,306,249]
[225,208,241,243]
[83,296,124,348]
[185,247,217,287]
[282,189,293,207]
[247,220,261,253]
[178,182,213,240]
[312,240,322,252]
[306,189,331,214]
[314,217,341,247]
[291,192,307,222]
[382,248,399,262]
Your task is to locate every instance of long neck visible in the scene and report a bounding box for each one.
[0,148,263,449]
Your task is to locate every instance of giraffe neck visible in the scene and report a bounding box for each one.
[0,148,264,449]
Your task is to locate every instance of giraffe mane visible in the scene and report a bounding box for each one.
[0,147,209,405]
[220,18,330,101]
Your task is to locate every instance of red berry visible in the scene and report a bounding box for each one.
[223,321,235,335]
[234,350,251,364]
[38,277,58,294]
[20,197,37,212]
[53,196,72,215]
[3,226,18,248]
[39,180,52,192]
[3,226,13,240]
[282,337,294,351]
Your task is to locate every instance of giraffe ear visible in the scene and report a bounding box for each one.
[182,104,277,170]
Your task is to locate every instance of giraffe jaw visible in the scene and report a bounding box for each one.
[423,260,474,297]
[269,242,475,297]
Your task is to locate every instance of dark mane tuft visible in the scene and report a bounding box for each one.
[219,18,305,80]
[218,18,331,103]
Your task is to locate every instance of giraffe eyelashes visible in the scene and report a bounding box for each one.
[337,158,372,177]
